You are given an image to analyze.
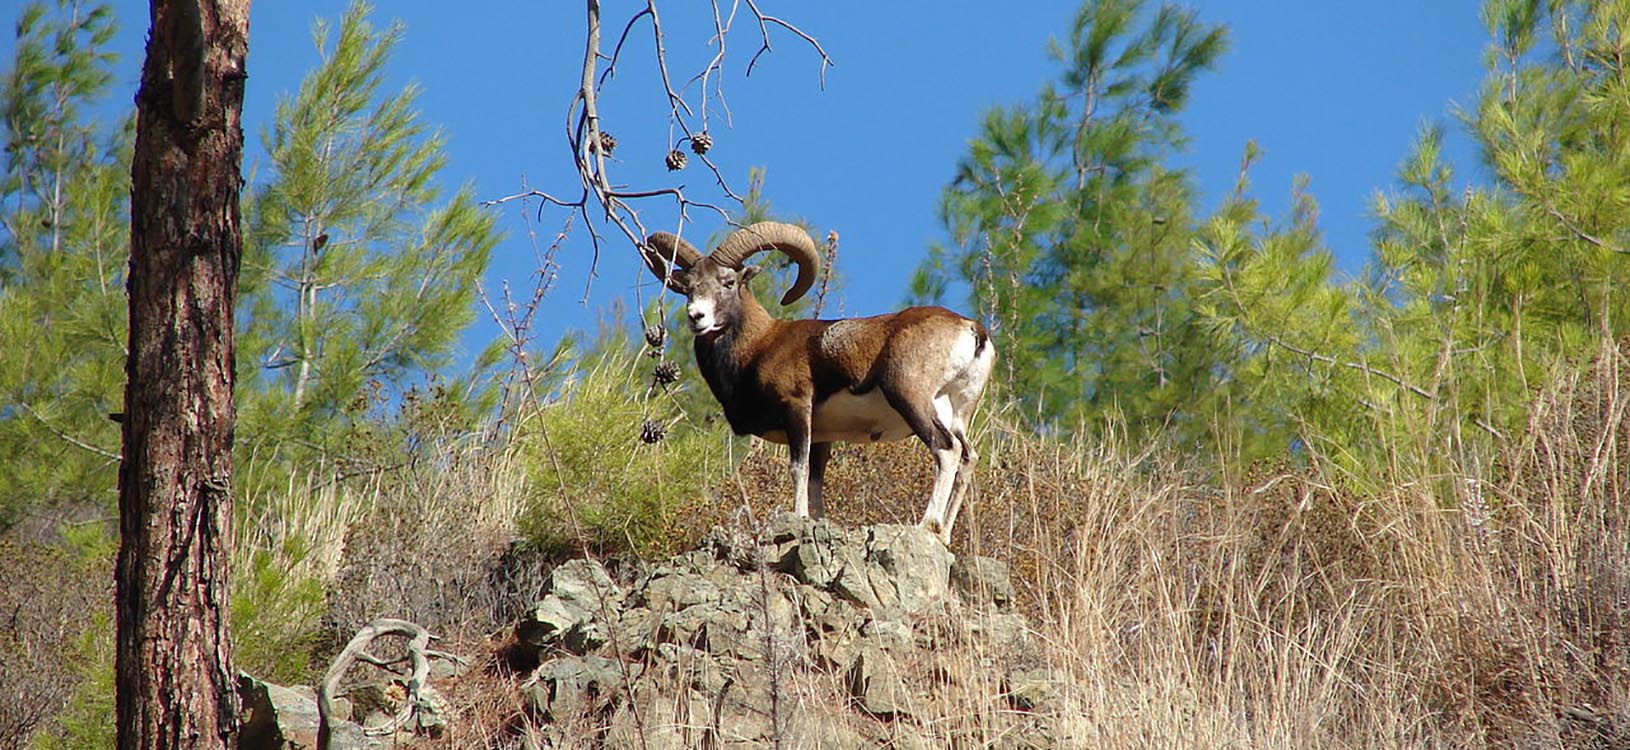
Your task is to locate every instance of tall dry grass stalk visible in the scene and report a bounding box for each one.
[235,472,380,587]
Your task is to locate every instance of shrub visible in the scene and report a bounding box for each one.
[0,523,113,750]
[513,344,734,560]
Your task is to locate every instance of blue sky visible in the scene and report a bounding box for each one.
[89,1,1490,361]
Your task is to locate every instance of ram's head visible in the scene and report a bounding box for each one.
[641,221,819,335]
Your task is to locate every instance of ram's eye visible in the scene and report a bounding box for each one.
[722,277,737,289]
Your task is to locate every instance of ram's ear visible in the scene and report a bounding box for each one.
[740,265,762,284]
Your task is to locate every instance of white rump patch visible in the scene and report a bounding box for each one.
[939,326,993,412]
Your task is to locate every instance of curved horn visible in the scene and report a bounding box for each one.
[709,221,820,306]
[641,232,704,293]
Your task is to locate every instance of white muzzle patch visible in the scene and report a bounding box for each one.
[687,298,719,333]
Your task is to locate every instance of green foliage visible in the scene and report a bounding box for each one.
[915,0,1229,443]
[229,547,327,683]
[238,0,500,475]
[1193,0,1630,480]
[516,335,732,559]
[1191,154,1355,462]
[0,0,127,526]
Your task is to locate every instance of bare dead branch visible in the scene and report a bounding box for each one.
[487,0,831,309]
[695,0,733,124]
[481,189,582,211]
[646,1,695,121]
[598,6,653,89]
[743,0,832,85]
[811,229,838,318]
[317,618,439,749]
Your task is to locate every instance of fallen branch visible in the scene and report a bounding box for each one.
[317,618,436,749]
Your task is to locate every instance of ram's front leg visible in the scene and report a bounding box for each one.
[786,407,816,517]
[807,442,832,519]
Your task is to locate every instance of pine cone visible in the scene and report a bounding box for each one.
[639,419,668,444]
[653,360,680,385]
[591,130,617,155]
[665,149,688,171]
[643,323,667,349]
[690,132,713,155]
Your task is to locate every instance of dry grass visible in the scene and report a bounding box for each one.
[327,443,530,637]
[923,344,1628,748]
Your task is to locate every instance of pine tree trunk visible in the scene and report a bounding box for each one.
[117,2,250,749]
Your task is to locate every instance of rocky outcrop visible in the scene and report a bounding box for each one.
[239,517,1076,749]
[513,516,1073,749]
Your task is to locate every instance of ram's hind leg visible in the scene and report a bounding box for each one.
[886,389,960,539]
[941,419,976,545]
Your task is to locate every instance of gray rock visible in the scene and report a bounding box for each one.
[970,611,1032,652]
[527,654,642,720]
[778,518,868,595]
[428,652,470,680]
[412,683,450,737]
[515,595,579,648]
[777,520,953,616]
[859,619,914,650]
[550,558,624,612]
[847,645,920,718]
[1007,668,1069,712]
[852,525,954,615]
[613,605,661,655]
[636,567,722,611]
[239,674,321,750]
[506,521,1070,750]
[603,684,714,750]
[516,558,623,654]
[952,554,1015,609]
[238,673,387,750]
[783,705,872,750]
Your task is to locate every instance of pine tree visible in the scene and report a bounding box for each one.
[0,0,128,525]
[1357,0,1630,469]
[1195,0,1630,477]
[118,0,250,744]
[1190,147,1356,463]
[913,0,1228,441]
[236,1,501,467]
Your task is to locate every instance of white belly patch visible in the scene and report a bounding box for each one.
[809,389,912,444]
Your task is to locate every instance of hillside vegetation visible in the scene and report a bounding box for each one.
[4,0,1630,748]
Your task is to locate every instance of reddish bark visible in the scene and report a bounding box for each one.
[117,1,251,749]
